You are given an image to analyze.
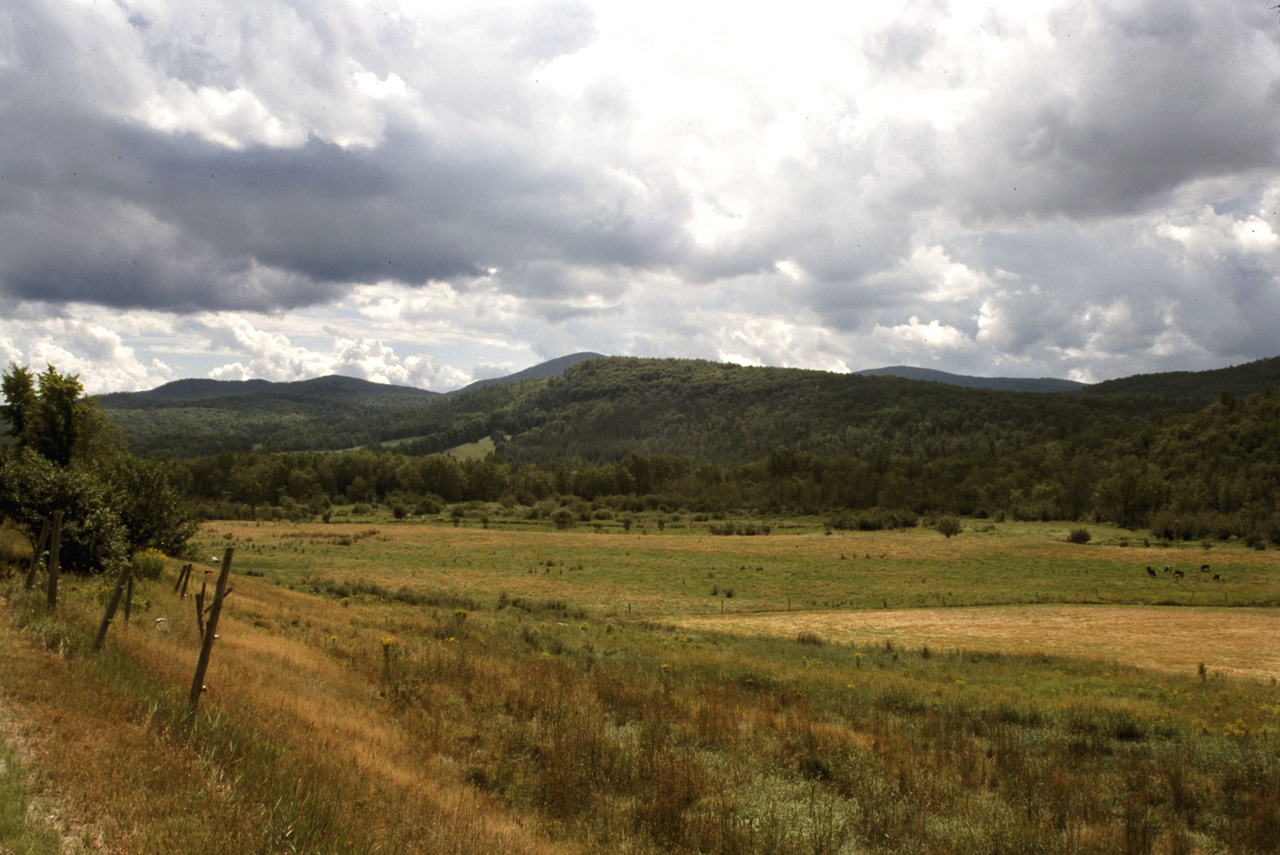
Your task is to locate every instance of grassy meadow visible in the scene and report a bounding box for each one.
[2,512,1280,854]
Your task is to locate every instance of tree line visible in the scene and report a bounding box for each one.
[164,388,1280,545]
[6,361,1280,577]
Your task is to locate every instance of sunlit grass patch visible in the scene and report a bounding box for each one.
[0,739,62,855]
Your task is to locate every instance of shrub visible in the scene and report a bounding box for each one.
[130,548,167,581]
[936,517,963,538]
[1068,528,1092,544]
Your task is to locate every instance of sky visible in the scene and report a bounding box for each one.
[3,0,1280,394]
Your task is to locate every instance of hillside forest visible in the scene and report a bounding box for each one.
[54,355,1280,559]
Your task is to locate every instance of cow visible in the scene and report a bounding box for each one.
[1213,574,1221,581]
[1146,566,1157,578]
[1200,564,1210,573]
[1164,565,1172,574]
[1173,569,1184,581]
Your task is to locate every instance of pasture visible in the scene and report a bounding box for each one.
[2,515,1279,854]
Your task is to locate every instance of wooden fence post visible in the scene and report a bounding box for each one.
[124,576,134,625]
[189,549,234,712]
[92,563,133,652]
[194,583,206,638]
[179,564,193,599]
[45,511,63,610]
[23,519,51,590]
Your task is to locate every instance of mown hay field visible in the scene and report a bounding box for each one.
[680,605,1280,682]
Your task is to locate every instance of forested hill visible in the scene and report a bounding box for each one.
[1085,355,1280,400]
[854,366,1086,393]
[97,374,439,456]
[101,373,441,405]
[95,354,1280,463]
[492,356,1280,464]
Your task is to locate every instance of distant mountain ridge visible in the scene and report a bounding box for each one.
[855,366,1087,393]
[93,352,1280,460]
[100,373,438,405]
[98,353,1280,403]
[450,352,606,394]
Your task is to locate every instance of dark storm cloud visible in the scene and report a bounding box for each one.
[0,0,688,314]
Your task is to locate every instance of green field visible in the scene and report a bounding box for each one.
[4,516,1280,854]
[189,514,1280,618]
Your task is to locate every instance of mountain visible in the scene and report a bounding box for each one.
[100,374,439,406]
[92,355,603,457]
[95,374,440,456]
[449,352,606,394]
[1084,356,1280,400]
[855,366,1087,393]
[95,353,1280,461]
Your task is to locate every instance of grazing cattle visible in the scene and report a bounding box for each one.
[1213,574,1221,581]
[1173,569,1184,581]
[1147,566,1157,577]
[1200,564,1210,573]
[1164,565,1172,574]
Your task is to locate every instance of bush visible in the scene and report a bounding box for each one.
[936,517,963,538]
[131,548,167,581]
[0,449,129,574]
[1067,528,1092,544]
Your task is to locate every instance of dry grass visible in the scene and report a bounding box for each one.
[679,605,1280,681]
[0,568,574,854]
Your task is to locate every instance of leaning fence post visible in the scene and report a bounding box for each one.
[93,563,133,652]
[45,511,63,610]
[195,579,207,637]
[24,519,51,591]
[189,549,234,712]
[179,564,193,599]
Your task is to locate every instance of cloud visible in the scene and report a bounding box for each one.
[0,307,174,394]
[0,0,1278,391]
[873,316,975,356]
[202,314,472,388]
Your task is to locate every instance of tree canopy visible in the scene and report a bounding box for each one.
[1,363,194,573]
